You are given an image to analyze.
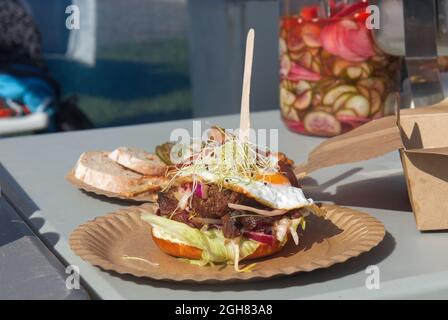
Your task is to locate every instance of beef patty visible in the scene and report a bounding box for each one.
[190,184,245,218]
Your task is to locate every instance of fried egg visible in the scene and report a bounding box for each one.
[188,169,313,210]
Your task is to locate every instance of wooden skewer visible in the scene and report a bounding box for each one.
[239,28,255,142]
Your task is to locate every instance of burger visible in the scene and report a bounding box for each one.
[141,128,324,271]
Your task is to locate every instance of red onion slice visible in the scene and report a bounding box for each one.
[244,231,276,245]
[194,183,209,199]
[194,183,203,198]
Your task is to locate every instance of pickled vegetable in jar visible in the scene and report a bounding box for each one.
[279,0,400,137]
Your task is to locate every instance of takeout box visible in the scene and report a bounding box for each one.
[398,102,448,230]
[295,98,448,231]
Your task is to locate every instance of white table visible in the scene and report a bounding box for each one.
[0,110,447,299]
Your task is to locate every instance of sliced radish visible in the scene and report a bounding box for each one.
[280,86,295,106]
[356,85,370,99]
[359,62,371,78]
[346,66,362,79]
[316,77,340,93]
[343,21,375,60]
[293,90,312,110]
[312,92,323,106]
[280,87,299,121]
[332,92,353,111]
[281,107,299,121]
[318,53,333,75]
[280,54,291,77]
[288,63,321,82]
[323,84,357,105]
[290,80,312,110]
[336,20,368,62]
[279,37,287,56]
[333,60,370,79]
[315,105,333,113]
[336,108,357,117]
[304,111,342,137]
[320,23,340,57]
[280,79,290,89]
[322,19,374,62]
[358,78,385,96]
[302,23,322,48]
[345,94,370,117]
[311,59,321,73]
[299,51,313,69]
[294,80,311,94]
[287,33,305,52]
[369,90,382,115]
[309,48,320,56]
[289,51,302,61]
[332,59,352,76]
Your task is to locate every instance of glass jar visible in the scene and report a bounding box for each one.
[279,0,400,137]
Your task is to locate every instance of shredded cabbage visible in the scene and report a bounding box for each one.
[275,218,290,242]
[289,217,305,245]
[274,216,306,245]
[141,213,260,268]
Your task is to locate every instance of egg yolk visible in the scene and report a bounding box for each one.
[256,173,290,185]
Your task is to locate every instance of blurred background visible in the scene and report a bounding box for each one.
[2,0,448,137]
[0,0,279,135]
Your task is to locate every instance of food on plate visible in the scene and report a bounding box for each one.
[108,146,167,175]
[72,150,167,197]
[279,0,400,137]
[141,129,325,271]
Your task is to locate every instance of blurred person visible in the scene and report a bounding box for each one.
[0,0,92,133]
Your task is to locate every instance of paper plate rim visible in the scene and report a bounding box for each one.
[69,203,386,283]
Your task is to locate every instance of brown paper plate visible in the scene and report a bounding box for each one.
[70,203,385,283]
[66,170,158,202]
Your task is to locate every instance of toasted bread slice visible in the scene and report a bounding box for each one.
[108,147,166,176]
[73,151,166,196]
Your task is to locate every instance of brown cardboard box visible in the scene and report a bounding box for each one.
[295,99,448,231]
[398,103,448,230]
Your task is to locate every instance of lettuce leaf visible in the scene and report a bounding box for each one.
[140,213,260,264]
[290,216,306,232]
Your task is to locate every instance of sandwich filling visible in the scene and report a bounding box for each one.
[142,128,322,271]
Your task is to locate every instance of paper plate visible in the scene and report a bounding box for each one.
[69,203,385,283]
[66,170,158,202]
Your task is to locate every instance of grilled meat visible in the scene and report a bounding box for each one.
[157,190,179,216]
[221,211,275,238]
[190,184,245,219]
[157,182,307,239]
[221,211,243,238]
